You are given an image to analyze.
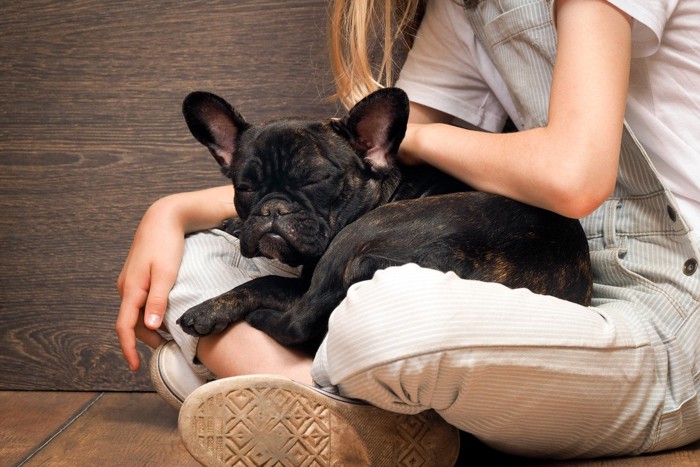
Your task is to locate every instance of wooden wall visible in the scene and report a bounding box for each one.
[0,0,338,391]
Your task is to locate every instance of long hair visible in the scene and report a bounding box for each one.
[328,0,479,109]
[328,0,424,109]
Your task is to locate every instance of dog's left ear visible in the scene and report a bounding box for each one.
[337,87,409,174]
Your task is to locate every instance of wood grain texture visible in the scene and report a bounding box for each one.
[0,0,337,390]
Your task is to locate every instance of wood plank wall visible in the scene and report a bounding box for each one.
[0,0,338,390]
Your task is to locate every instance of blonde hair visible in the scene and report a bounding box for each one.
[328,0,425,109]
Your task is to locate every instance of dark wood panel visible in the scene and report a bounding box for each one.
[0,0,337,390]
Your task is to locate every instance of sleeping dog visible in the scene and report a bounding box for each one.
[177,87,592,349]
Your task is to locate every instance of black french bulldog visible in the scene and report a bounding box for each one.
[178,87,592,349]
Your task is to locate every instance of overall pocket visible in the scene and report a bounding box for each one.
[473,0,557,128]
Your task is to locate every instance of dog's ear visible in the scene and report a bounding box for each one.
[182,91,249,170]
[338,87,409,174]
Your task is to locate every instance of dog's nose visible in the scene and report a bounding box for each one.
[261,201,290,219]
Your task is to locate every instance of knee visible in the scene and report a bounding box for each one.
[329,264,447,329]
[321,264,460,369]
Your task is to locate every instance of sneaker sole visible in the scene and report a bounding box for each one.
[150,343,185,410]
[178,375,460,466]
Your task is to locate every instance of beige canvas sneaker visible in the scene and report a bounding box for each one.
[150,340,208,410]
[178,374,460,466]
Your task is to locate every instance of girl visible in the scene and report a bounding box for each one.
[117,0,700,464]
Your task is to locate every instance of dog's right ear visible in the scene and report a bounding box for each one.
[182,91,249,170]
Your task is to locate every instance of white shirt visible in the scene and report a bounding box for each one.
[396,0,700,243]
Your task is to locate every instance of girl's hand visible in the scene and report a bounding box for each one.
[115,185,236,371]
[116,196,184,371]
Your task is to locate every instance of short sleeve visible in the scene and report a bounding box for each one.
[396,0,510,132]
[551,0,677,58]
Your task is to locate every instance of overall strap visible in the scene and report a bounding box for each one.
[464,0,555,130]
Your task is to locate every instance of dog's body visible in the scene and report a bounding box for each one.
[178,88,592,349]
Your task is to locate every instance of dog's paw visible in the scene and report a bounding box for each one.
[177,303,232,337]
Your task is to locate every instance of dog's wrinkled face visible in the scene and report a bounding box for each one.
[229,120,369,266]
[182,88,409,266]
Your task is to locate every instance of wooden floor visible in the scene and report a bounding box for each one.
[3,391,699,466]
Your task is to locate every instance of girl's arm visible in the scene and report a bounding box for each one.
[400,0,632,219]
[116,185,236,371]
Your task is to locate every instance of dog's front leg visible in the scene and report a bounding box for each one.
[243,292,336,347]
[178,275,309,337]
[245,253,407,346]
